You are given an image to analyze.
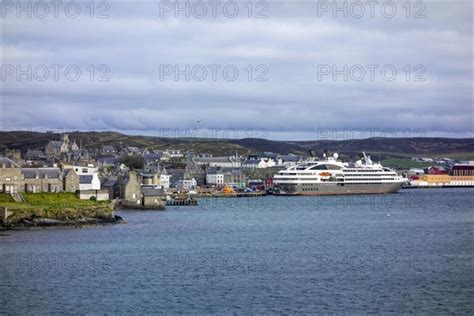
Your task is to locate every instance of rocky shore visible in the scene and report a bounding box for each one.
[0,214,124,230]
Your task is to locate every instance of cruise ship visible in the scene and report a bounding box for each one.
[273,151,406,195]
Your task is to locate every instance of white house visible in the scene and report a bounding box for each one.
[68,165,99,176]
[194,156,241,168]
[178,178,197,190]
[206,169,224,186]
[160,174,171,189]
[163,149,183,159]
[69,164,102,192]
[264,158,276,168]
[408,168,425,176]
[242,158,276,169]
[79,174,101,191]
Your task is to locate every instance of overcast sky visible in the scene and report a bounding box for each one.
[1,0,472,140]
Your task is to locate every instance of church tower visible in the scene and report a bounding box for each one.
[60,134,70,153]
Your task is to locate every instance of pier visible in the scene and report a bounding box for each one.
[197,192,266,198]
[166,199,198,206]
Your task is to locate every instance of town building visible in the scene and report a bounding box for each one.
[276,154,303,167]
[0,157,22,193]
[184,163,206,186]
[79,175,101,191]
[101,145,117,155]
[144,153,162,165]
[141,187,166,209]
[177,179,197,191]
[118,171,166,208]
[65,164,99,176]
[223,169,246,187]
[242,157,276,169]
[163,149,183,159]
[25,149,47,162]
[167,168,185,187]
[206,168,224,186]
[98,157,122,170]
[45,134,80,159]
[193,156,241,168]
[141,172,160,186]
[119,171,142,206]
[452,163,474,176]
[120,146,144,156]
[20,168,63,193]
[0,157,70,193]
[64,164,105,199]
[102,178,119,199]
[63,169,79,192]
[160,173,171,189]
[427,166,447,175]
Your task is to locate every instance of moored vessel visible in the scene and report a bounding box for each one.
[273,151,406,196]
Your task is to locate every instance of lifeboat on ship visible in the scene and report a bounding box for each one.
[319,172,332,180]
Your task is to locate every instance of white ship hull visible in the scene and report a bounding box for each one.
[275,182,403,196]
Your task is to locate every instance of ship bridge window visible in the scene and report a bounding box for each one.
[309,164,328,170]
[308,164,342,170]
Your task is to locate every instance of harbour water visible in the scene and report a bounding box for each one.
[1,188,473,314]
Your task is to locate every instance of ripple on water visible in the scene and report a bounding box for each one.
[0,188,473,314]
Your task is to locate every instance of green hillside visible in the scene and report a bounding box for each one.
[1,131,473,159]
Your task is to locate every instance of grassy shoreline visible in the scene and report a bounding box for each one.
[0,193,120,229]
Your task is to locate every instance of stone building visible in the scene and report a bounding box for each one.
[25,149,47,162]
[45,134,80,160]
[119,171,142,206]
[78,189,109,201]
[0,157,22,193]
[21,168,62,193]
[185,163,205,186]
[0,157,80,194]
[63,169,79,193]
[45,141,62,159]
[102,178,119,199]
[142,187,166,209]
[102,145,117,155]
[118,171,167,209]
[5,149,22,161]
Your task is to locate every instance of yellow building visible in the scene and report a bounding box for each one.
[418,175,452,183]
[411,174,474,187]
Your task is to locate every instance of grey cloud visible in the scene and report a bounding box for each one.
[1,1,472,139]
